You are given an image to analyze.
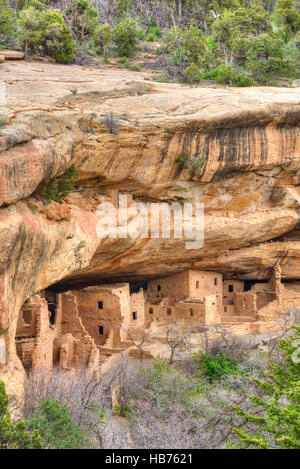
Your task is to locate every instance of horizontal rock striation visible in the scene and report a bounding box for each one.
[0,63,299,411]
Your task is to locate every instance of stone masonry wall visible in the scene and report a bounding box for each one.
[31,295,55,370]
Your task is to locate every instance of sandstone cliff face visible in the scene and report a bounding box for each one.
[0,62,299,409]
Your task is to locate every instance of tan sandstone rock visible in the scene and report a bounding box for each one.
[0,61,299,410]
[39,201,72,221]
[0,50,24,60]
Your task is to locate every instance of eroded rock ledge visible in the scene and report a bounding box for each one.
[0,63,299,413]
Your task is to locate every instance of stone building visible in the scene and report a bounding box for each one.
[146,270,223,325]
[15,295,55,371]
[14,265,300,373]
[15,283,145,372]
[57,284,130,348]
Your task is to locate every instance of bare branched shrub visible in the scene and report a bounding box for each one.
[165,321,192,364]
[192,324,258,363]
[119,357,265,449]
[265,307,300,360]
[101,112,122,135]
[24,358,131,448]
[123,326,148,361]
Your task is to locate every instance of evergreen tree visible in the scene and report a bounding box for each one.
[273,0,300,42]
[231,325,300,449]
[27,398,86,449]
[0,381,43,449]
[113,17,138,56]
[94,23,112,58]
[245,33,296,82]
[0,0,16,45]
[17,2,75,63]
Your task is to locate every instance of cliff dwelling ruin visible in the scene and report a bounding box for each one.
[14,266,300,374]
[0,73,298,420]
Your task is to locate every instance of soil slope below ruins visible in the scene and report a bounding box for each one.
[0,61,299,412]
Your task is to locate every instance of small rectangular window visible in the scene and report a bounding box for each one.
[132,311,137,320]
[214,278,218,286]
[98,301,103,309]
[228,285,233,293]
[98,326,104,335]
[157,285,161,291]
[167,308,172,315]
[189,308,193,317]
[196,281,199,289]
[23,310,32,325]
[149,307,153,314]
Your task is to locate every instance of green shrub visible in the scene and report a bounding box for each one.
[272,0,300,43]
[84,38,98,57]
[126,62,141,71]
[26,398,86,449]
[114,404,133,419]
[113,17,138,57]
[200,64,234,85]
[94,23,112,58]
[215,64,234,84]
[164,24,207,71]
[232,73,254,87]
[42,9,75,64]
[185,62,201,83]
[38,164,78,203]
[176,153,206,176]
[284,31,300,67]
[0,0,15,45]
[206,35,218,53]
[0,381,43,449]
[137,28,145,40]
[146,24,162,42]
[245,33,296,82]
[17,3,75,63]
[200,64,254,87]
[200,67,219,81]
[143,357,171,388]
[193,351,240,381]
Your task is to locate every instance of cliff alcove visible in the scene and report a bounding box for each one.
[0,61,299,413]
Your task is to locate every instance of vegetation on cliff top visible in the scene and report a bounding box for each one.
[0,0,299,85]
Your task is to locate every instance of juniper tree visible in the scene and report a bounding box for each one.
[0,381,43,449]
[231,325,300,449]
